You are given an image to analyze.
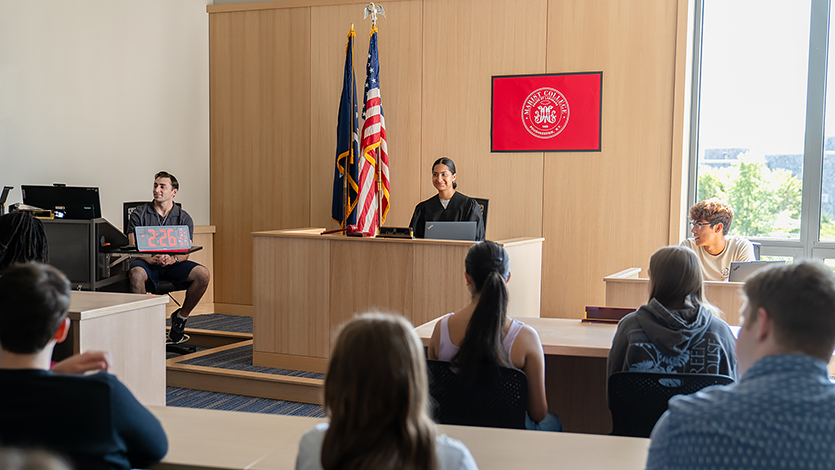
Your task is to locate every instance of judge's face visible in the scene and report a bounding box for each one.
[432,164,456,193]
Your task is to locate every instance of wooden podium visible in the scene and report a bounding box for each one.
[252,229,544,372]
[604,268,745,325]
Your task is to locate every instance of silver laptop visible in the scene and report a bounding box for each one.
[728,260,785,282]
[424,221,477,241]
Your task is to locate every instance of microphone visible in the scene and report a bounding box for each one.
[320,225,359,235]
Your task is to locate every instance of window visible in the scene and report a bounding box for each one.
[691,0,835,263]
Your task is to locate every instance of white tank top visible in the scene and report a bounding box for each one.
[437,312,525,364]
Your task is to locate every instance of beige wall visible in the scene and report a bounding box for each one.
[209,0,691,317]
[0,0,211,225]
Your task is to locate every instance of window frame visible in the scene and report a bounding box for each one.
[687,0,835,262]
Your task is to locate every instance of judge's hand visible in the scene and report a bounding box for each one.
[147,254,174,266]
[51,351,112,375]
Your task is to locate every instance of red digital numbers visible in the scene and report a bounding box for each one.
[141,227,187,250]
[148,229,157,247]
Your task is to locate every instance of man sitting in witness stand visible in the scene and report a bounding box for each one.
[0,263,168,470]
[0,211,113,374]
[126,171,210,344]
[681,199,755,281]
[645,261,835,470]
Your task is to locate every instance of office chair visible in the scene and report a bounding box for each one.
[473,198,489,230]
[751,241,762,260]
[608,371,735,437]
[426,360,527,430]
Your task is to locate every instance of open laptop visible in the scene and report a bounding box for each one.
[424,221,477,241]
[728,260,785,282]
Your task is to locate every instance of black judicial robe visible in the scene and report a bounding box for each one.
[409,192,485,240]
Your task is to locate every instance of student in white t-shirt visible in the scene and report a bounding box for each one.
[680,199,755,281]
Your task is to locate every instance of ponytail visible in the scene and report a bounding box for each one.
[451,241,510,383]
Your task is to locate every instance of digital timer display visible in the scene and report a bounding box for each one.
[135,225,192,252]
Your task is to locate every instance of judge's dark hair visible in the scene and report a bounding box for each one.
[649,245,717,315]
[432,157,457,190]
[0,263,71,354]
[0,212,49,275]
[155,171,179,191]
[452,241,511,377]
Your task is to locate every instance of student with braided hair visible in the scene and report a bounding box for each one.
[427,241,561,431]
[0,211,49,274]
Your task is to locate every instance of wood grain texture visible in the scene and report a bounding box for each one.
[421,0,547,241]
[210,9,311,307]
[542,0,681,319]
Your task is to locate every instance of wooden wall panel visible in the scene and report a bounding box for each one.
[421,0,548,241]
[210,9,311,307]
[309,1,423,231]
[541,0,679,318]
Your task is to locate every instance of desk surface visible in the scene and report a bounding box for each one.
[149,405,649,470]
[69,291,168,320]
[416,317,618,358]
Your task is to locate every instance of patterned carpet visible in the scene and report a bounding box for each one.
[165,313,324,416]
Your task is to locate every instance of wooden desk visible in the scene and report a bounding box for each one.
[251,229,544,373]
[605,267,745,325]
[65,291,168,406]
[149,405,649,470]
[417,317,617,434]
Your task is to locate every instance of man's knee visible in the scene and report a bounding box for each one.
[189,265,210,287]
[128,267,148,283]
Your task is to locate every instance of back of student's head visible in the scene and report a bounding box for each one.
[453,241,511,374]
[0,448,72,470]
[0,263,70,354]
[648,245,707,311]
[743,261,835,361]
[0,212,49,275]
[323,312,437,470]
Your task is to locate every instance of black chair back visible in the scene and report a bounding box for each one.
[608,371,734,437]
[426,359,527,429]
[473,198,489,231]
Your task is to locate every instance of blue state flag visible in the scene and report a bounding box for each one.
[332,27,360,227]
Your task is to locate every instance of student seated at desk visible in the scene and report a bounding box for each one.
[0,211,113,374]
[607,245,737,379]
[295,313,478,470]
[645,261,835,470]
[0,263,168,470]
[680,199,755,281]
[427,241,560,431]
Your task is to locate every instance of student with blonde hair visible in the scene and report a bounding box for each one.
[295,313,478,470]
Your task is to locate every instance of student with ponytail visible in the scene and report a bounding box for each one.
[427,241,561,431]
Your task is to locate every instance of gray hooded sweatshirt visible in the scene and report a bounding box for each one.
[607,298,738,380]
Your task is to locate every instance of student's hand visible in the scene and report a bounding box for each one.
[51,351,112,375]
[147,255,166,265]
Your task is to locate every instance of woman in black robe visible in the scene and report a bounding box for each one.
[409,157,485,240]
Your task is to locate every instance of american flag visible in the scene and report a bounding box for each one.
[357,27,389,235]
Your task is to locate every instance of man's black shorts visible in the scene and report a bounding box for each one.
[129,259,199,291]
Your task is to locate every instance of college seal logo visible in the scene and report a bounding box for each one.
[521,87,570,139]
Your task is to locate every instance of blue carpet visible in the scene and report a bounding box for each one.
[167,387,324,417]
[165,313,253,334]
[179,344,325,380]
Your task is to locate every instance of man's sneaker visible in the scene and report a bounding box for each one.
[167,309,189,344]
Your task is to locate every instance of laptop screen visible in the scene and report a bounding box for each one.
[424,221,477,241]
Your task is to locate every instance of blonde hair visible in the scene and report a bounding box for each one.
[322,313,438,470]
